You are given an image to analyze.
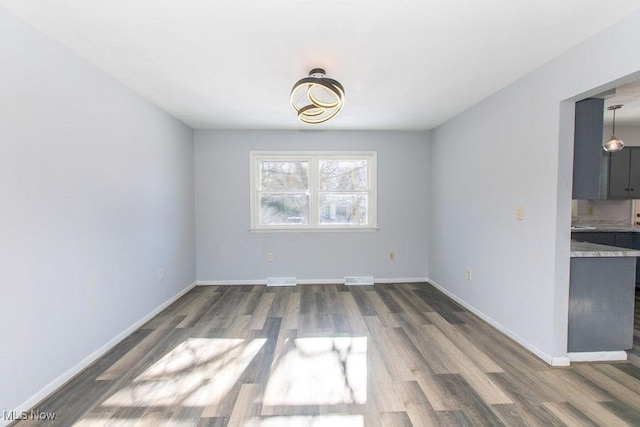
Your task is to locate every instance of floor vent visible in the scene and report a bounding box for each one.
[266,277,297,287]
[344,276,375,286]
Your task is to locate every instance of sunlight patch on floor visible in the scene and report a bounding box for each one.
[101,338,266,407]
[263,336,367,406]
[73,419,103,427]
[245,414,364,426]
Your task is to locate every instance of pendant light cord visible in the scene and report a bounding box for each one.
[612,108,616,135]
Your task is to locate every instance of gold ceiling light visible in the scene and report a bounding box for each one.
[603,104,624,152]
[290,68,345,124]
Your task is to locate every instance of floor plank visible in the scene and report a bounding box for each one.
[12,283,640,426]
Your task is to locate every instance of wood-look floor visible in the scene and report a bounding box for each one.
[13,283,640,426]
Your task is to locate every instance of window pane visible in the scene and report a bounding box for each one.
[318,193,368,225]
[319,160,367,191]
[260,194,309,225]
[261,161,309,191]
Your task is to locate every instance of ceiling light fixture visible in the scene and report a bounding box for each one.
[290,68,345,124]
[603,104,624,152]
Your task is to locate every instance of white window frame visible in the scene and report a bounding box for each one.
[250,151,377,231]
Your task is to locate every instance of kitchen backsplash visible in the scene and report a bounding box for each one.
[572,199,634,226]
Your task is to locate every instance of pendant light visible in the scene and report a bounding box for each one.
[603,104,624,152]
[290,68,345,124]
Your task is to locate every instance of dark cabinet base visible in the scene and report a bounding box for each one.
[568,257,635,352]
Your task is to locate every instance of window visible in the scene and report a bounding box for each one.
[250,151,377,230]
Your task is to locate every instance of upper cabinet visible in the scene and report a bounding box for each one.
[572,98,607,199]
[572,98,640,200]
[608,147,640,199]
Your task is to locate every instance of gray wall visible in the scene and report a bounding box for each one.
[195,130,430,282]
[0,7,196,414]
[429,9,640,363]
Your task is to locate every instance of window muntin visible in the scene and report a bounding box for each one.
[250,152,377,230]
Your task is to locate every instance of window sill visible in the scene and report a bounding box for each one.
[249,226,379,233]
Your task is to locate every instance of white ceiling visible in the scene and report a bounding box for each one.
[3,0,640,130]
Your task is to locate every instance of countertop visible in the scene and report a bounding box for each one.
[572,225,640,233]
[570,240,640,258]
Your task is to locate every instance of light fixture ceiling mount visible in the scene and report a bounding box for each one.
[290,68,345,124]
[603,104,624,152]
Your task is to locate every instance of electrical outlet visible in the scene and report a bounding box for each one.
[158,269,164,281]
[389,252,395,260]
[267,252,273,262]
[516,206,524,221]
[466,269,472,281]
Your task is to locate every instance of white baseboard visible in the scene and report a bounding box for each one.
[568,351,627,362]
[550,356,571,367]
[426,279,570,367]
[198,279,266,286]
[11,281,197,419]
[298,278,427,285]
[198,277,429,286]
[374,277,429,284]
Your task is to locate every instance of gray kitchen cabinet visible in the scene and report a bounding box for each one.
[572,98,607,199]
[615,232,640,285]
[608,147,640,199]
[571,231,615,246]
[614,232,638,249]
[569,257,636,352]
